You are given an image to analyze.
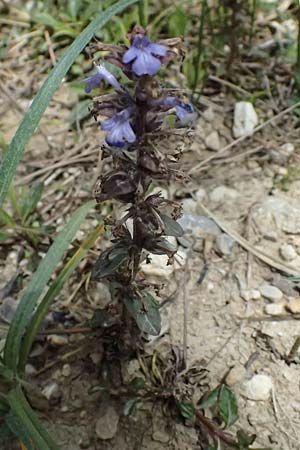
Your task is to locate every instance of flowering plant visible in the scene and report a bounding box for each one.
[86,26,195,337]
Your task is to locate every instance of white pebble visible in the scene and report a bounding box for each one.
[244,374,274,401]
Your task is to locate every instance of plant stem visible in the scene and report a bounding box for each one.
[138,0,148,28]
[296,1,300,91]
[195,409,238,447]
[192,0,207,96]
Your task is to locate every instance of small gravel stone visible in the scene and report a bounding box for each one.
[259,284,283,302]
[286,298,300,314]
[25,364,37,376]
[279,244,297,261]
[0,297,18,323]
[95,406,119,440]
[42,382,60,400]
[202,107,215,122]
[62,364,71,377]
[264,303,285,316]
[215,233,235,256]
[47,335,68,346]
[178,213,221,237]
[263,231,278,242]
[181,198,197,214]
[280,143,294,155]
[241,289,261,301]
[205,131,221,151]
[243,374,274,401]
[233,101,258,138]
[209,186,239,203]
[226,365,247,386]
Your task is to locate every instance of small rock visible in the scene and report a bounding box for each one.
[47,335,68,346]
[286,298,300,314]
[226,365,247,386]
[95,406,119,440]
[259,284,283,302]
[215,233,235,256]
[205,131,221,151]
[279,244,297,262]
[92,282,112,308]
[0,297,18,323]
[141,254,173,280]
[265,303,285,316]
[152,430,170,444]
[62,364,71,377]
[243,374,274,401]
[178,213,221,237]
[209,186,239,203]
[181,198,197,215]
[233,101,258,138]
[241,289,261,301]
[122,359,142,384]
[263,231,278,242]
[202,107,215,122]
[25,364,37,376]
[89,351,103,365]
[195,188,207,203]
[280,143,294,155]
[42,382,60,401]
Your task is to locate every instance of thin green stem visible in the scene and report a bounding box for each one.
[138,0,148,28]
[192,0,207,95]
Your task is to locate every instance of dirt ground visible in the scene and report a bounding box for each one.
[1,7,300,450]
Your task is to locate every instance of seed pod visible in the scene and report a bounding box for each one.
[138,146,168,179]
[93,169,137,203]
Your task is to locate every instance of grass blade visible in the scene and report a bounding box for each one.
[4,200,95,371]
[19,223,104,372]
[0,0,139,208]
[8,387,60,450]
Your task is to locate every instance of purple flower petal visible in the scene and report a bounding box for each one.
[101,108,136,147]
[122,46,140,64]
[147,42,167,56]
[122,36,168,76]
[175,103,195,124]
[84,64,122,93]
[132,52,161,76]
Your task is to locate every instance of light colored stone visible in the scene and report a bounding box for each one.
[62,364,71,377]
[141,254,174,280]
[286,298,300,314]
[178,213,221,237]
[215,233,235,256]
[241,289,261,301]
[205,131,221,151]
[253,197,300,234]
[25,364,37,376]
[202,107,215,122]
[42,382,60,400]
[263,231,278,242]
[95,406,119,440]
[233,101,258,138]
[122,359,142,384]
[226,365,247,386]
[181,198,197,214]
[209,186,239,203]
[195,188,207,203]
[279,244,297,262]
[47,335,68,346]
[0,297,18,323]
[92,282,112,308]
[264,303,285,316]
[243,374,274,401]
[280,143,294,155]
[152,431,170,444]
[259,284,283,302]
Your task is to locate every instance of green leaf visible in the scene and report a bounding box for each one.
[7,387,60,449]
[91,245,129,279]
[68,0,82,20]
[129,377,145,391]
[0,422,13,443]
[124,292,161,336]
[21,182,44,223]
[32,13,77,37]
[19,223,104,373]
[159,213,183,237]
[0,209,15,226]
[178,401,196,419]
[169,7,187,36]
[198,385,220,410]
[219,385,238,427]
[0,0,139,208]
[123,397,139,416]
[4,200,95,371]
[236,430,256,448]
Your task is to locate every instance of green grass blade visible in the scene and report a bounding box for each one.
[19,223,104,372]
[4,200,95,371]
[0,0,139,208]
[8,387,60,450]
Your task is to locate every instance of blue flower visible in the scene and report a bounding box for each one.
[175,103,194,123]
[122,36,167,76]
[101,108,136,147]
[149,96,195,123]
[84,64,122,93]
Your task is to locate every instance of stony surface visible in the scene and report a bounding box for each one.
[286,298,300,314]
[279,244,297,261]
[215,233,235,256]
[209,186,239,203]
[264,303,285,316]
[205,130,221,151]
